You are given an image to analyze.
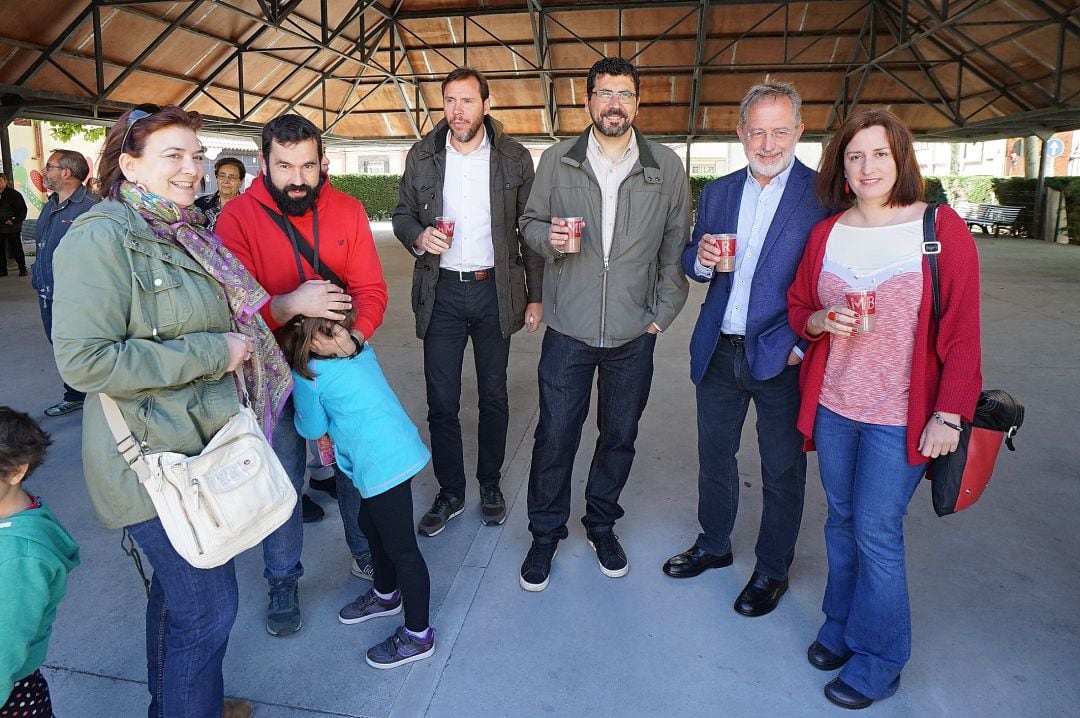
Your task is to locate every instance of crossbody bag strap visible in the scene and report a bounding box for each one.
[922,203,941,323]
[99,394,155,484]
[258,203,344,288]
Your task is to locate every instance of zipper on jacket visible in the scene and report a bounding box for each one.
[553,263,564,317]
[599,257,610,347]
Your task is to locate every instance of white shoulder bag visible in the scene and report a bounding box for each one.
[100,374,296,569]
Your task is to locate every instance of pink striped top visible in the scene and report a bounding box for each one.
[818,220,924,426]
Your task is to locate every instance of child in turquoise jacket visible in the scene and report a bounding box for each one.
[0,407,80,716]
[282,314,434,670]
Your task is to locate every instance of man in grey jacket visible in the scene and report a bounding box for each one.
[393,67,543,538]
[33,150,98,418]
[517,57,689,591]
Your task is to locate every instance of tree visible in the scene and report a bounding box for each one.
[47,121,106,143]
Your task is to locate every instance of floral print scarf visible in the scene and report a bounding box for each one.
[120,181,292,436]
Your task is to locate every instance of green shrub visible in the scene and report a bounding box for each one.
[933,175,995,204]
[329,174,400,220]
[990,178,1037,237]
[1047,177,1080,245]
[923,177,948,205]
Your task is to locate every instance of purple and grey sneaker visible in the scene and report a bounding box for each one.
[338,589,402,625]
[365,626,435,669]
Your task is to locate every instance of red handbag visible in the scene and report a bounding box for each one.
[922,205,1024,517]
[926,390,1024,516]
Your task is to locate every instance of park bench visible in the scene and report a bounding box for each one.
[955,202,1023,236]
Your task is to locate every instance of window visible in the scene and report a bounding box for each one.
[358,157,389,174]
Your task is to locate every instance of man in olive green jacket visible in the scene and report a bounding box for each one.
[516,57,689,592]
[393,67,543,538]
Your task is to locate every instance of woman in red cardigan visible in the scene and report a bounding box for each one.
[787,109,982,710]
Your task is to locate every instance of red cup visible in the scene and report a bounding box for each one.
[844,288,876,333]
[315,434,337,466]
[563,217,584,253]
[710,233,737,272]
[435,216,455,246]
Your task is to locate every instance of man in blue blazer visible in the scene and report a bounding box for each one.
[663,82,830,617]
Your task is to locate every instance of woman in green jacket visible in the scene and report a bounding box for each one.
[51,105,291,718]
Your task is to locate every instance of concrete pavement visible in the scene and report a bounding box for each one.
[1,226,1077,717]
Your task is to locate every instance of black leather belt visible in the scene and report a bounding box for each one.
[721,333,745,345]
[440,268,492,282]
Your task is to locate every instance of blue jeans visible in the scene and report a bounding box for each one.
[813,404,927,700]
[695,337,805,579]
[335,467,370,559]
[127,518,238,718]
[262,398,306,581]
[39,295,85,403]
[527,328,656,542]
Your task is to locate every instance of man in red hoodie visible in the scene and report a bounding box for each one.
[216,114,387,637]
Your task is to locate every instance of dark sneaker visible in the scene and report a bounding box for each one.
[519,540,558,592]
[301,493,324,523]
[587,531,629,578]
[338,588,402,625]
[309,474,337,498]
[44,400,83,417]
[479,485,507,526]
[350,554,374,581]
[366,626,435,669]
[417,492,465,537]
[266,579,302,636]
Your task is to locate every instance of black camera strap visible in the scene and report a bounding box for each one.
[259,202,344,289]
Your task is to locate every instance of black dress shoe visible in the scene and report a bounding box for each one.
[662,545,733,578]
[808,641,851,671]
[824,677,873,710]
[733,571,788,616]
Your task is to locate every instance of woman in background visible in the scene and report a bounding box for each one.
[195,156,246,229]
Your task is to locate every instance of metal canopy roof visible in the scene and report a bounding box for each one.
[1,0,1078,143]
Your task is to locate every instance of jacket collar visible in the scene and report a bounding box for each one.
[563,126,662,184]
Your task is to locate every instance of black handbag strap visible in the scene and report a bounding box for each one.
[259,203,344,289]
[922,202,941,323]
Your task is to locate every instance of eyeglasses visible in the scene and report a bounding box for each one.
[44,163,63,171]
[120,103,162,152]
[216,173,241,181]
[591,89,638,103]
[744,128,796,143]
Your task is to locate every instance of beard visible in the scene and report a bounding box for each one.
[591,107,632,138]
[449,115,484,144]
[266,176,319,216]
[746,150,794,180]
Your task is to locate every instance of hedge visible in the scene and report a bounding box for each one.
[329,174,400,220]
[330,172,1079,244]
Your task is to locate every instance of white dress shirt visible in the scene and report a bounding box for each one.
[440,126,493,271]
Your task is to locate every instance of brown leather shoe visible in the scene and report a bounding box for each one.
[222,698,254,718]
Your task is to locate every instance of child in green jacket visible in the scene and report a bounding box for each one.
[0,407,79,716]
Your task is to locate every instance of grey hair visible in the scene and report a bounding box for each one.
[738,81,802,128]
[50,149,90,181]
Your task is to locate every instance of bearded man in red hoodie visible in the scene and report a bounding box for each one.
[216,114,387,637]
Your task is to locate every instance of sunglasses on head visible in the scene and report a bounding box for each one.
[121,103,163,152]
